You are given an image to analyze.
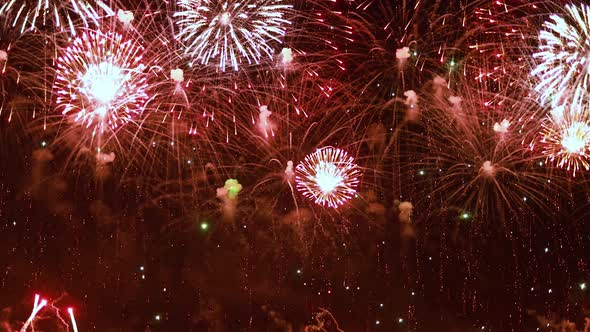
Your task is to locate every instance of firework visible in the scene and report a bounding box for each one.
[541,114,590,176]
[155,0,354,139]
[53,30,149,135]
[532,3,590,110]
[403,77,559,222]
[68,308,79,332]
[295,147,361,208]
[0,19,48,122]
[0,41,17,106]
[20,294,47,332]
[0,0,113,35]
[174,0,292,71]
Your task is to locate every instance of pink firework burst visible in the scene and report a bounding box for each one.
[54,30,149,135]
[295,147,361,208]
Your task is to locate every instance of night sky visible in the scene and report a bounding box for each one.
[2,0,590,331]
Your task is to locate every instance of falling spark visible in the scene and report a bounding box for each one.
[68,308,79,332]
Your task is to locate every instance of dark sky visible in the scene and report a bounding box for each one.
[2,0,590,331]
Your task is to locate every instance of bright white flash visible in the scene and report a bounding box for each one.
[82,62,125,104]
[561,121,590,154]
[95,107,108,118]
[314,162,344,194]
[219,12,231,25]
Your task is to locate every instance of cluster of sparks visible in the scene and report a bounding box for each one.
[0,0,113,35]
[10,0,590,206]
[2,0,590,214]
[6,0,590,329]
[24,0,364,209]
[174,0,292,71]
[532,3,590,110]
[295,147,361,208]
[541,114,590,175]
[0,0,587,215]
[534,3,590,175]
[53,30,149,134]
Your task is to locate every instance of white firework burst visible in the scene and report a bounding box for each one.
[532,3,590,110]
[295,147,361,208]
[541,114,590,176]
[174,0,292,71]
[0,0,113,35]
[53,30,149,134]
